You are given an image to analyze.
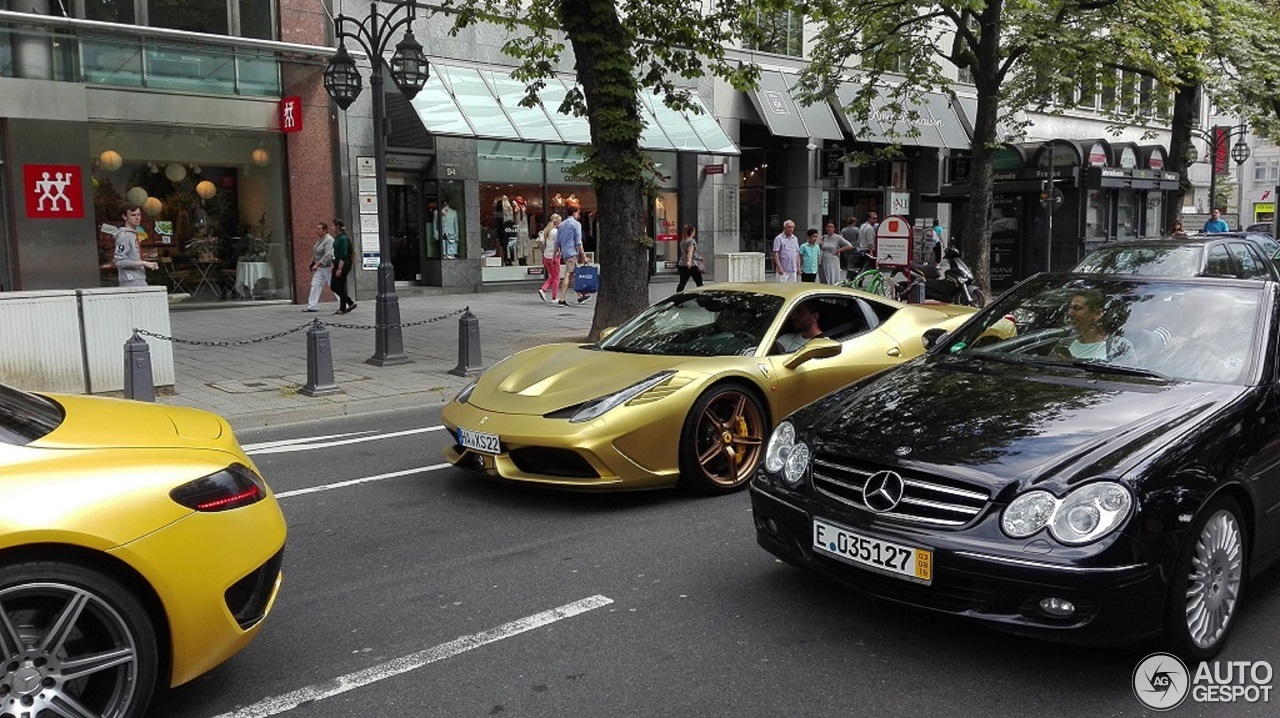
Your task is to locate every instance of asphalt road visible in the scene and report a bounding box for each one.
[148,407,1280,718]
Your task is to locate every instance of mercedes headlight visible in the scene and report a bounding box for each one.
[569,371,676,423]
[764,421,810,486]
[1001,482,1132,545]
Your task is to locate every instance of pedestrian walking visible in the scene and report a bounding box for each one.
[820,221,853,284]
[800,229,821,282]
[676,224,705,292]
[852,212,879,273]
[330,219,357,314]
[535,213,561,302]
[556,206,591,306]
[304,221,334,312]
[112,203,157,287]
[772,219,800,281]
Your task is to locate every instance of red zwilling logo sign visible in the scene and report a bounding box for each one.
[24,164,83,219]
[279,96,303,133]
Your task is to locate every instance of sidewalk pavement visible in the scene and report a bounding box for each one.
[156,279,684,430]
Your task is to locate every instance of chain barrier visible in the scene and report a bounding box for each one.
[133,307,469,345]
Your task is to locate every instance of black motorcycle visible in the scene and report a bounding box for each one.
[911,247,984,307]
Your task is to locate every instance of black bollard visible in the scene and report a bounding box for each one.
[300,319,340,396]
[123,330,155,402]
[449,307,484,376]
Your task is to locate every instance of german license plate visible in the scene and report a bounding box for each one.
[813,518,932,584]
[458,427,500,454]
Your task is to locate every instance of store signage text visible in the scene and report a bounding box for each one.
[24,164,83,219]
[704,164,726,175]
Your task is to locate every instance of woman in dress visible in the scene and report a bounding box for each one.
[677,224,704,292]
[819,221,853,284]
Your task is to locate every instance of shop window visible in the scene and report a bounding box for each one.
[1116,190,1138,239]
[481,184,542,267]
[1255,158,1279,183]
[89,128,291,301]
[149,0,230,36]
[653,192,680,268]
[84,0,135,24]
[1086,191,1109,239]
[743,8,804,58]
[239,0,274,40]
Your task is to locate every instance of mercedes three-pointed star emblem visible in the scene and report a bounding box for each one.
[862,470,905,513]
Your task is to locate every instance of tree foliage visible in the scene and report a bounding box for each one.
[434,0,758,338]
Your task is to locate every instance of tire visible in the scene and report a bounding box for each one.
[0,561,159,718]
[1161,495,1248,661]
[967,288,986,308]
[678,384,767,494]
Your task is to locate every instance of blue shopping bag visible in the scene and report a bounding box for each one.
[573,265,599,294]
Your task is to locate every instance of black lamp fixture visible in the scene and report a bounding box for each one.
[323,0,430,366]
[1231,136,1251,166]
[322,44,362,111]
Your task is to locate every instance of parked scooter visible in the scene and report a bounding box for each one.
[912,247,984,307]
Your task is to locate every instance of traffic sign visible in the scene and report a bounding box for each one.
[1040,186,1064,211]
[875,215,913,267]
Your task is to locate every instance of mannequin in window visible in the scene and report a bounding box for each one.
[567,193,580,209]
[500,195,515,224]
[438,202,458,259]
[551,193,565,211]
[514,196,532,265]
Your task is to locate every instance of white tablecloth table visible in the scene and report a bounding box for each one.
[235,262,274,299]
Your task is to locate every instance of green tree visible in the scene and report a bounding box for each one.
[436,0,757,338]
[796,0,1152,290]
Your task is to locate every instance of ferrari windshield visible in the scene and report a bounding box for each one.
[939,276,1267,385]
[597,291,784,357]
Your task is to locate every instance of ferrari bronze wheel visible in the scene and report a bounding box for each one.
[679,384,766,494]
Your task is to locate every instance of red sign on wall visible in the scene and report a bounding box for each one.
[279,96,303,133]
[23,164,84,219]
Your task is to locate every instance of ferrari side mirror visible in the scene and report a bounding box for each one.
[783,337,841,370]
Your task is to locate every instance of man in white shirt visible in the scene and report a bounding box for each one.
[772,220,800,281]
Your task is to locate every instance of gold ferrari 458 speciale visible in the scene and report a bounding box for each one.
[443,283,989,494]
[0,383,286,717]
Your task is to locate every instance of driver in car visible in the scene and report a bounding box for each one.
[775,299,823,353]
[1051,289,1134,361]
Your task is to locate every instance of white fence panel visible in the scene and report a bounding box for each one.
[0,290,85,393]
[78,287,174,393]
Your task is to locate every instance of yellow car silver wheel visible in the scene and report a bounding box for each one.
[680,384,766,494]
[0,562,158,718]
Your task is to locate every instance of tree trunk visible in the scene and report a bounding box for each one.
[1165,80,1199,230]
[560,0,651,340]
[960,1,1005,295]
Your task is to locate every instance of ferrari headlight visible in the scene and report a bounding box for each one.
[569,371,676,423]
[1001,482,1132,545]
[454,379,479,404]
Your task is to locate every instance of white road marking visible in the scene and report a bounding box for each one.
[241,431,376,452]
[273,464,451,499]
[245,425,447,455]
[208,595,615,718]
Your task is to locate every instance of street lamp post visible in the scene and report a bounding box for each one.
[1191,123,1250,225]
[323,0,430,366]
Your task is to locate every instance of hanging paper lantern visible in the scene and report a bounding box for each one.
[98,150,123,172]
[164,163,187,182]
[125,186,148,206]
[251,148,270,167]
[195,180,216,199]
[142,197,163,217]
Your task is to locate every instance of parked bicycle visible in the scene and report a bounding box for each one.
[837,254,900,299]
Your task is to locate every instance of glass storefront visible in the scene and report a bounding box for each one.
[88,126,290,301]
[475,141,680,281]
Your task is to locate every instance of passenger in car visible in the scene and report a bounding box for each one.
[1052,289,1134,361]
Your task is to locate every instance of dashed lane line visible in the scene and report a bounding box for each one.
[245,425,447,455]
[208,594,615,718]
[272,464,452,499]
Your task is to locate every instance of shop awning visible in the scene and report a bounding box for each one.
[833,84,971,149]
[746,70,843,141]
[409,63,739,155]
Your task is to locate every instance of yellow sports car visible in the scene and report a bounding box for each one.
[0,383,286,717]
[443,283,986,493]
